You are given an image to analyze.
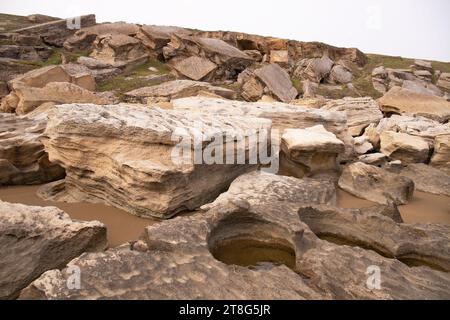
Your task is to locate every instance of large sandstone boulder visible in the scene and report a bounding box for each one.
[339,162,415,205]
[0,201,106,299]
[437,73,450,91]
[64,22,140,51]
[322,97,383,136]
[124,80,236,103]
[40,103,271,219]
[0,65,104,114]
[254,63,298,103]
[430,134,450,174]
[136,25,191,55]
[378,87,450,123]
[386,163,450,197]
[90,34,149,67]
[380,131,430,164]
[172,56,218,81]
[294,56,334,83]
[327,64,353,84]
[0,113,64,186]
[20,176,450,300]
[280,125,345,178]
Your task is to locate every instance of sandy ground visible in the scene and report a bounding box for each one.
[1,185,449,248]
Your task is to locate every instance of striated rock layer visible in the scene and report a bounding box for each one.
[20,172,450,300]
[41,103,272,219]
[0,201,107,300]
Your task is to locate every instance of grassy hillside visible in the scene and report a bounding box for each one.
[0,13,37,32]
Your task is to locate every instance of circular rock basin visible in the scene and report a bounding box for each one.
[208,214,297,270]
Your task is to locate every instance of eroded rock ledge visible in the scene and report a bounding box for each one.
[20,172,450,300]
[40,103,271,219]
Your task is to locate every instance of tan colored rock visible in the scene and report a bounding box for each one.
[378,87,450,123]
[172,56,217,81]
[124,80,236,103]
[90,34,149,66]
[40,103,271,219]
[269,50,289,65]
[430,134,450,174]
[280,125,345,178]
[339,162,415,205]
[0,113,64,186]
[353,136,373,155]
[0,201,106,299]
[323,97,383,136]
[241,77,264,102]
[380,131,430,164]
[254,63,298,103]
[437,73,450,91]
[137,25,191,53]
[328,64,353,84]
[294,56,334,83]
[64,22,140,51]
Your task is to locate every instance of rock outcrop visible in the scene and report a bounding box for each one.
[430,134,450,174]
[0,65,107,114]
[0,201,107,299]
[253,63,298,103]
[322,97,383,136]
[20,172,450,300]
[124,80,236,103]
[378,87,450,123]
[0,113,64,185]
[40,103,271,219]
[280,125,345,178]
[380,131,430,164]
[338,162,415,205]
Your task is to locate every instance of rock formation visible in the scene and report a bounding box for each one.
[380,131,430,164]
[0,112,64,185]
[339,162,415,205]
[430,134,450,174]
[0,201,107,299]
[40,103,271,219]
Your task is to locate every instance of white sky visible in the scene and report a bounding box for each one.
[2,0,449,61]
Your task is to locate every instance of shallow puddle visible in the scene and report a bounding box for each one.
[0,185,157,247]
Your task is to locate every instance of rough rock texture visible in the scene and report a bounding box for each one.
[64,22,140,51]
[322,97,383,136]
[40,103,271,219]
[20,172,450,300]
[172,97,354,155]
[380,131,430,164]
[294,56,334,83]
[339,162,415,205]
[437,73,450,91]
[379,87,450,123]
[353,136,373,155]
[0,201,107,299]
[328,64,353,84]
[280,126,345,178]
[254,63,298,103]
[358,153,388,167]
[124,80,236,103]
[90,34,149,67]
[430,134,450,174]
[298,205,450,272]
[386,163,450,197]
[172,56,217,81]
[0,65,106,114]
[136,25,191,54]
[0,113,65,186]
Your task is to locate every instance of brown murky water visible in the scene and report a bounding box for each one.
[0,185,157,247]
[337,189,450,225]
[210,239,296,270]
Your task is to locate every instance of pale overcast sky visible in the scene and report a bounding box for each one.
[2,0,449,61]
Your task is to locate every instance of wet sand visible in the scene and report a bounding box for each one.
[0,185,157,247]
[337,189,450,225]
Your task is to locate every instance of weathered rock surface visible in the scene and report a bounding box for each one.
[379,87,450,123]
[339,162,415,205]
[328,64,353,84]
[0,113,65,185]
[172,97,353,153]
[437,73,450,91]
[172,56,217,81]
[358,153,388,167]
[0,201,106,299]
[124,80,236,103]
[386,163,450,197]
[353,136,373,155]
[294,56,334,83]
[298,205,450,272]
[136,25,191,55]
[0,65,106,114]
[280,126,345,178]
[430,134,450,174]
[254,63,298,103]
[20,173,450,300]
[380,131,430,164]
[64,22,140,51]
[322,97,383,136]
[40,103,271,219]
